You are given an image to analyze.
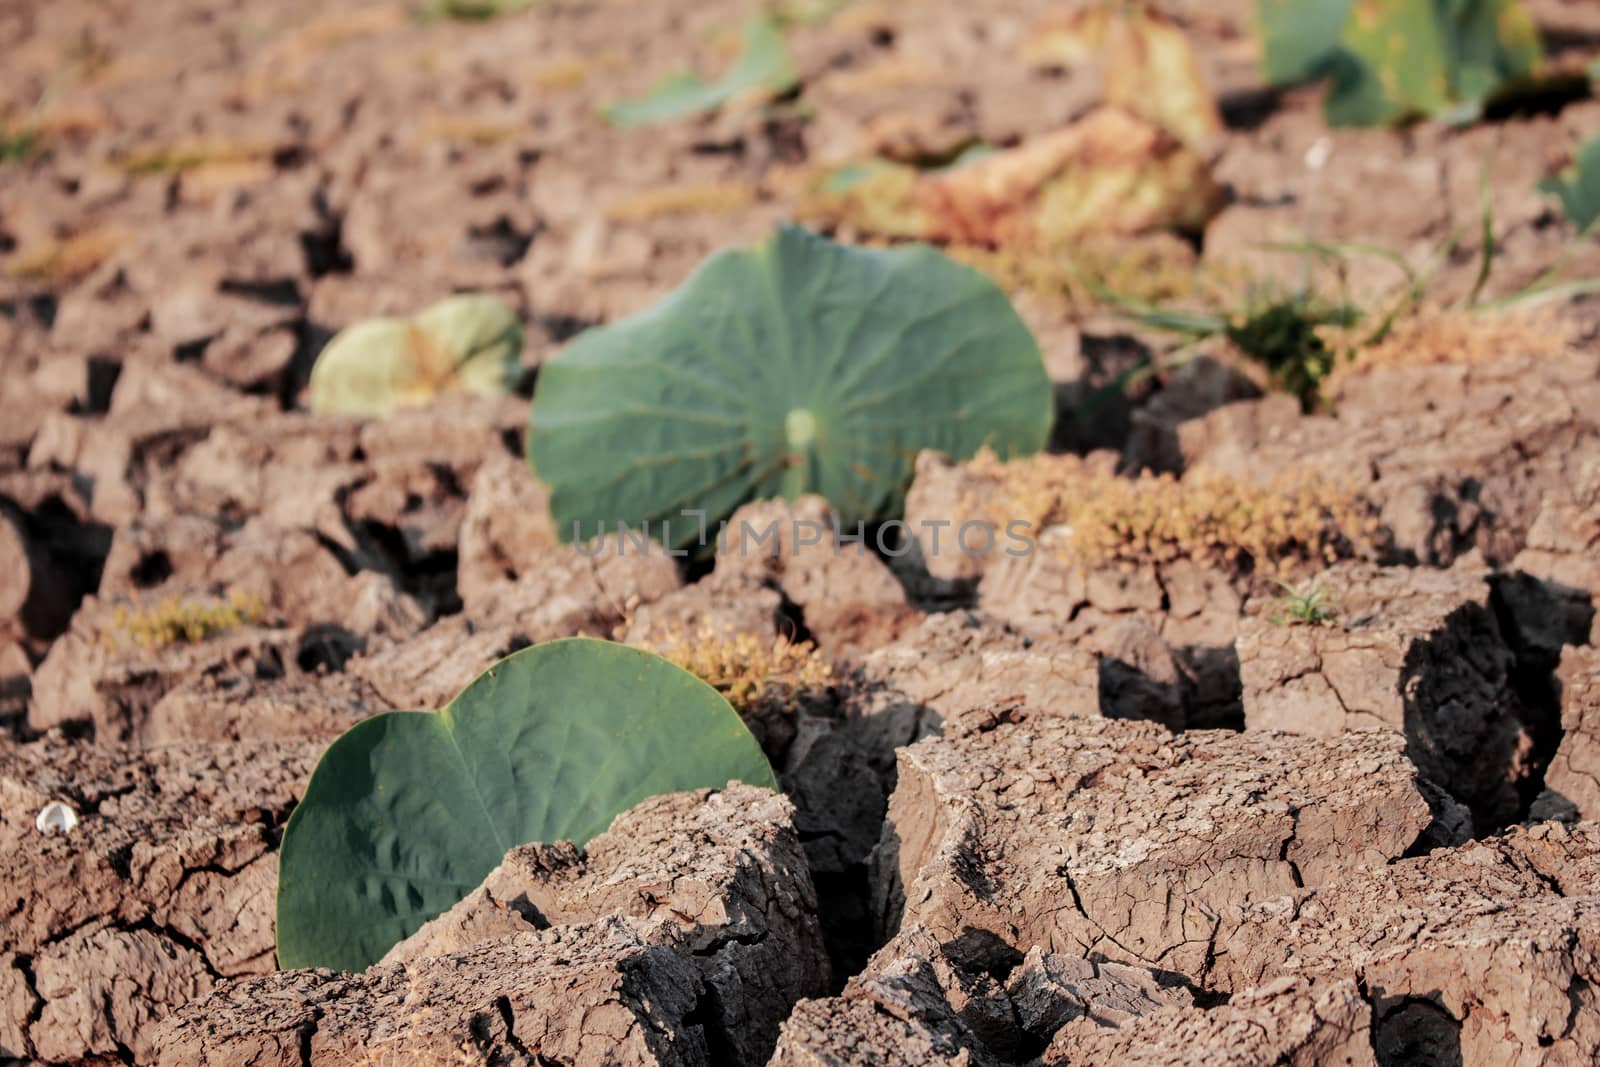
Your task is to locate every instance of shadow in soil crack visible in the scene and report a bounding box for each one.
[1402,572,1593,835]
[1372,988,1464,1067]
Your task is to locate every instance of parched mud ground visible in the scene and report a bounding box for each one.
[4,0,1600,1064]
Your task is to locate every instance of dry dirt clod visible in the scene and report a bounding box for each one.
[0,735,319,1063]
[1509,452,1600,648]
[1238,558,1542,831]
[155,920,709,1067]
[154,785,829,1067]
[1537,646,1600,821]
[1041,976,1376,1067]
[1209,822,1600,1066]
[710,496,920,656]
[1179,348,1600,569]
[140,670,390,745]
[874,715,1459,984]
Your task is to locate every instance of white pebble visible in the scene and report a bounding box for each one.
[35,801,78,836]
[1305,137,1333,171]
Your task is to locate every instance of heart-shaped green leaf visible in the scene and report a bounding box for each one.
[526,224,1052,549]
[308,293,523,417]
[275,638,775,972]
[1540,137,1600,235]
[605,16,798,127]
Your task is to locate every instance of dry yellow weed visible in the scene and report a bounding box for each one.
[117,137,277,176]
[606,181,758,223]
[639,622,832,716]
[969,450,1379,575]
[7,228,126,285]
[108,589,268,649]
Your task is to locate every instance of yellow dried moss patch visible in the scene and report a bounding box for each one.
[107,589,267,650]
[6,228,126,284]
[639,622,832,716]
[606,181,758,222]
[117,137,278,176]
[1324,307,1576,394]
[969,450,1379,575]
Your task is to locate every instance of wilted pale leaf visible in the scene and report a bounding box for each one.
[1021,5,1113,69]
[1103,7,1223,148]
[308,293,523,417]
[918,108,1224,245]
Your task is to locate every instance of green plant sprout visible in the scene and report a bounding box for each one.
[1094,160,1600,413]
[1096,273,1362,412]
[605,15,799,127]
[764,0,854,26]
[0,124,39,164]
[526,224,1053,551]
[1257,0,1544,127]
[275,638,777,972]
[413,0,539,21]
[1540,136,1600,236]
[1268,578,1338,626]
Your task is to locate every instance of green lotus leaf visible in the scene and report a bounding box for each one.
[275,638,775,972]
[1257,0,1351,85]
[605,16,798,128]
[525,224,1052,549]
[1540,137,1600,235]
[308,292,523,417]
[1257,0,1542,127]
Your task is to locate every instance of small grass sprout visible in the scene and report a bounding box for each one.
[0,123,40,163]
[1267,578,1337,627]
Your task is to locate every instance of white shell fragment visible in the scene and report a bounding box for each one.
[35,801,79,836]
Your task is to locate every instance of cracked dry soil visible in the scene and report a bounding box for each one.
[5,0,1600,1064]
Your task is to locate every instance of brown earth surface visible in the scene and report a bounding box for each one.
[3,0,1600,1063]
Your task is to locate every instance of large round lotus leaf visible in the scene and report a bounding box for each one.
[308,293,523,417]
[527,224,1052,548]
[275,638,776,972]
